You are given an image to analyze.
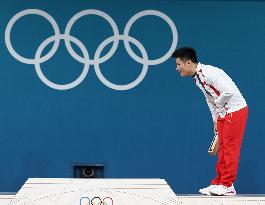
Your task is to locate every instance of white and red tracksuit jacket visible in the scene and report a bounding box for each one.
[193,62,247,122]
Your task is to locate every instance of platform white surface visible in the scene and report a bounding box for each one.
[7,178,176,205]
[174,195,265,205]
[0,195,15,205]
[3,179,265,205]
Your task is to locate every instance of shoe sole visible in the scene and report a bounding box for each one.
[199,190,212,196]
[224,192,236,196]
[210,192,224,196]
[209,192,236,196]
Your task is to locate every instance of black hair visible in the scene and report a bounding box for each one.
[171,47,198,63]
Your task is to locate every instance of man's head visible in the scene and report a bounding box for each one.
[171,47,198,77]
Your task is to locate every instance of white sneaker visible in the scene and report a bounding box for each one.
[199,185,217,195]
[210,184,236,196]
[225,184,237,196]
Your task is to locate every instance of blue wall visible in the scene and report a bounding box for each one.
[0,0,265,194]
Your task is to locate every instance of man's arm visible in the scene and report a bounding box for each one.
[212,75,233,110]
[204,93,218,123]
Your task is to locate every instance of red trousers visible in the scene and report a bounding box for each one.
[211,106,248,187]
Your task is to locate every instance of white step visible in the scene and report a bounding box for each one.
[8,178,176,205]
[174,195,265,205]
[0,194,15,205]
[5,179,265,205]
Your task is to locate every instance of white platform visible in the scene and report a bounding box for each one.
[1,179,265,205]
[6,178,176,205]
[0,194,15,205]
[174,195,265,205]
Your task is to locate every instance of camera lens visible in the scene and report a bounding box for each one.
[82,168,94,178]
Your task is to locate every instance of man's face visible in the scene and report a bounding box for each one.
[176,58,192,77]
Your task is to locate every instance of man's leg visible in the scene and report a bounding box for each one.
[211,117,225,185]
[220,107,248,187]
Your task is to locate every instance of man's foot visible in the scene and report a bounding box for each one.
[209,184,236,196]
[199,185,217,195]
[225,184,237,196]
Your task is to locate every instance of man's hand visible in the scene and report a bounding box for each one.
[214,122,217,133]
[208,122,219,156]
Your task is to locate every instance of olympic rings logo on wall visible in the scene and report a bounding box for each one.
[80,196,113,205]
[5,9,178,91]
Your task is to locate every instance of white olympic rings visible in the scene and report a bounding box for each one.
[5,9,178,90]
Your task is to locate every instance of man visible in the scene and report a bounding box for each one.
[172,47,248,196]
